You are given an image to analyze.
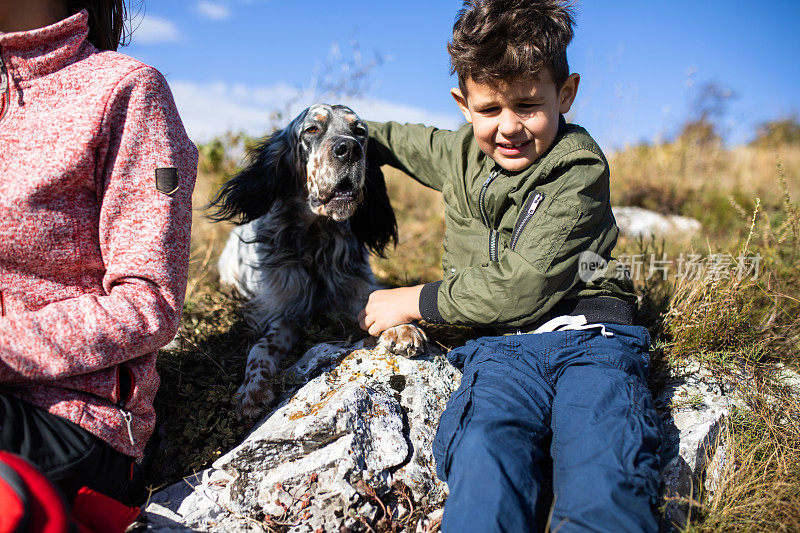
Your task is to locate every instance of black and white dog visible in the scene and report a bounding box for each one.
[210,104,427,419]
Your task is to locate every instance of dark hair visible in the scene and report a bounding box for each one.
[448,0,575,93]
[67,0,129,51]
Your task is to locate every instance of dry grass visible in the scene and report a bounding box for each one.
[371,166,446,286]
[661,201,763,360]
[682,380,800,532]
[136,133,800,531]
[609,141,800,239]
[651,149,800,530]
[611,143,800,208]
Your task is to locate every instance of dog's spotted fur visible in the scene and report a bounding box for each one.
[210,104,427,419]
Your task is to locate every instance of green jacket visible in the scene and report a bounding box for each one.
[367,117,635,330]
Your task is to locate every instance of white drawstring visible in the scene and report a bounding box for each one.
[531,314,614,337]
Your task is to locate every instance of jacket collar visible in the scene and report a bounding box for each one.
[0,10,89,82]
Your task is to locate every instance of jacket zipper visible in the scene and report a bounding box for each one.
[116,365,136,447]
[0,46,9,121]
[479,168,501,261]
[510,192,546,250]
[0,291,5,316]
[76,374,137,448]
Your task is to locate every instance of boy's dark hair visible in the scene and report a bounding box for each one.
[448,0,575,93]
[67,0,129,51]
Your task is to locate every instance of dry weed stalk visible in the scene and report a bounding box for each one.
[662,194,768,361]
[353,479,423,532]
[664,258,757,360]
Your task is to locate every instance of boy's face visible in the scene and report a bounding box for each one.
[451,71,580,172]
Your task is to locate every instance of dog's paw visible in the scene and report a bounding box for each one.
[234,374,276,421]
[378,323,428,358]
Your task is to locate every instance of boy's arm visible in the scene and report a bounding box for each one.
[419,149,622,328]
[366,120,465,192]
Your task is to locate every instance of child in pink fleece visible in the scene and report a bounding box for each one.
[0,0,197,501]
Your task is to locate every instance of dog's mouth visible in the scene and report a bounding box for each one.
[309,181,364,221]
[327,187,358,203]
[318,181,362,205]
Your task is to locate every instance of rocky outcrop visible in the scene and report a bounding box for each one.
[656,360,800,530]
[655,361,739,531]
[145,340,767,532]
[145,340,459,532]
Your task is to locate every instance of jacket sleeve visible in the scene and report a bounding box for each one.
[366,120,465,192]
[0,67,197,382]
[420,148,619,327]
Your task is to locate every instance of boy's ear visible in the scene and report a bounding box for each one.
[451,87,472,123]
[558,73,580,114]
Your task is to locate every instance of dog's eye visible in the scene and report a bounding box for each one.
[303,126,320,135]
[353,126,367,138]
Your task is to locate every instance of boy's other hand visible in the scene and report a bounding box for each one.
[358,285,423,337]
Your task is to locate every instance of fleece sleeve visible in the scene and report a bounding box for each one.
[366,120,467,192]
[0,67,197,382]
[421,148,620,328]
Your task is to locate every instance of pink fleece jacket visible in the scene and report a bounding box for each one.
[0,11,197,459]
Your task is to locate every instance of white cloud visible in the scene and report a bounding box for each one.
[132,15,181,44]
[196,1,231,20]
[169,80,463,143]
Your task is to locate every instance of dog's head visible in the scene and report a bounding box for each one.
[208,104,397,255]
[296,104,368,221]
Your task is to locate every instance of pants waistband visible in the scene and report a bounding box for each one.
[491,296,636,336]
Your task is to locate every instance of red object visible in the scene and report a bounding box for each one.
[70,486,140,533]
[0,451,70,533]
[0,452,139,533]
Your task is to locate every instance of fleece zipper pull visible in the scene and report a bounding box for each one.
[0,47,9,121]
[116,365,136,447]
[120,409,135,447]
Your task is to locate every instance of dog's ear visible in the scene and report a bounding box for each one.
[207,115,305,224]
[351,156,398,257]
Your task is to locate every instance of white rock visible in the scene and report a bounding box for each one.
[703,441,729,498]
[774,363,800,392]
[416,507,444,533]
[656,362,742,531]
[145,339,460,532]
[613,206,702,238]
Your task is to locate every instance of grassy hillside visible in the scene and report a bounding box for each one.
[140,133,800,532]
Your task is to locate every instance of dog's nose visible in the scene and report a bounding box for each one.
[332,139,363,164]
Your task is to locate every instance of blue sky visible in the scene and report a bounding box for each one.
[124,1,800,150]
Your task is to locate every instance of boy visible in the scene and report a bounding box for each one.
[358,0,662,531]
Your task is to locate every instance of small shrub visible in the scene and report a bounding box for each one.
[197,131,255,176]
[663,254,762,361]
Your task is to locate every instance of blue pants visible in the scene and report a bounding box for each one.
[433,325,662,533]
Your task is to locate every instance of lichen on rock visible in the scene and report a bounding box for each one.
[145,339,460,531]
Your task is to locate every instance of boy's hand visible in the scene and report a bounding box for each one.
[358,285,423,337]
